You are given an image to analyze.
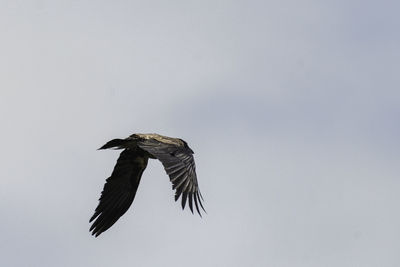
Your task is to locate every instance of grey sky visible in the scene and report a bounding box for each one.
[1,1,399,266]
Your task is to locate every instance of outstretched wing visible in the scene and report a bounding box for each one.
[89,149,148,237]
[137,139,205,216]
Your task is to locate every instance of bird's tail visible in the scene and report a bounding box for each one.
[98,138,130,150]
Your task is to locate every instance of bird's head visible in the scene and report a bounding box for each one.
[180,139,194,153]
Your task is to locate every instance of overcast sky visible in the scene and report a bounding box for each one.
[1,1,399,266]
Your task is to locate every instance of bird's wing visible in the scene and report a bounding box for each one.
[89,149,148,237]
[137,139,205,216]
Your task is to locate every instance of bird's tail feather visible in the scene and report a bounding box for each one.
[98,139,130,150]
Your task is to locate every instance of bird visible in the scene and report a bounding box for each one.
[89,133,205,237]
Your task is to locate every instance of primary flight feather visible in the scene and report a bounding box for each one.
[89,133,205,237]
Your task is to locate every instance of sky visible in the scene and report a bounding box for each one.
[1,0,399,266]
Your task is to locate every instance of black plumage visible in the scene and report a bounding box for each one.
[89,133,205,237]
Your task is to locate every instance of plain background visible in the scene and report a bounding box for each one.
[1,1,399,266]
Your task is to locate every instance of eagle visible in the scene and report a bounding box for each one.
[89,133,205,237]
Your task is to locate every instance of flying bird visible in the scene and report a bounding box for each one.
[89,133,205,237]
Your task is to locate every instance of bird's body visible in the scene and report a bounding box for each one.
[89,133,204,237]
